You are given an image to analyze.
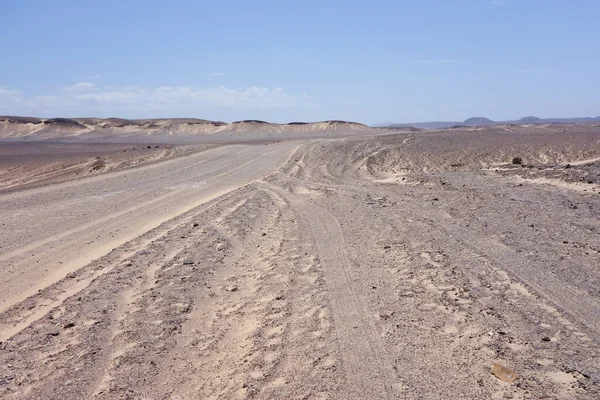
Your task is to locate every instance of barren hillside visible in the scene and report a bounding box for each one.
[0,117,378,141]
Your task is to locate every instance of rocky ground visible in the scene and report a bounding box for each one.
[0,125,599,399]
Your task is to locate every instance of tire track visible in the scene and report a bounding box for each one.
[259,182,399,399]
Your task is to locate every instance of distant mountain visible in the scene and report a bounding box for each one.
[378,115,600,129]
[463,117,495,126]
[517,116,542,123]
[372,122,396,128]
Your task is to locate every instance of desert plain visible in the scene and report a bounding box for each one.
[0,119,599,399]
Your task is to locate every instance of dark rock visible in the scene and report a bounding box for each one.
[512,157,523,165]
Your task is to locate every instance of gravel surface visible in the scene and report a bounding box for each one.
[0,125,599,399]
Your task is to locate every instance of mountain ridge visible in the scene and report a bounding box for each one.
[380,115,600,129]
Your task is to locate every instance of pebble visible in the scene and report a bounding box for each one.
[47,327,60,336]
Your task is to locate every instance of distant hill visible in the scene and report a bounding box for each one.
[379,115,600,129]
[0,116,383,142]
[463,117,495,126]
[517,116,542,123]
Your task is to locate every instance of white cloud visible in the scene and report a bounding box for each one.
[209,72,225,77]
[76,75,100,81]
[63,82,97,92]
[0,84,315,116]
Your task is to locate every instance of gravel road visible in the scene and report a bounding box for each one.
[1,128,599,399]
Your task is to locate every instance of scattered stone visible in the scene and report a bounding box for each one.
[66,272,77,279]
[492,363,518,383]
[192,222,199,227]
[512,157,523,165]
[432,198,439,201]
[541,336,551,342]
[63,322,76,329]
[379,311,393,320]
[565,164,571,169]
[46,326,61,336]
[175,304,191,313]
[383,245,391,250]
[225,285,238,292]
[183,260,194,265]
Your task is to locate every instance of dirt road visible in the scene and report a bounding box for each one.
[1,129,599,399]
[0,142,298,333]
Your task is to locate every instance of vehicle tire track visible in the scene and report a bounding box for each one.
[259,182,399,399]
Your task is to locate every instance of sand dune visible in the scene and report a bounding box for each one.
[0,116,377,141]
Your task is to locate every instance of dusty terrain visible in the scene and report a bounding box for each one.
[0,124,599,399]
[0,142,215,193]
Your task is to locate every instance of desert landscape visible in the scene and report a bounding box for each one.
[0,119,599,399]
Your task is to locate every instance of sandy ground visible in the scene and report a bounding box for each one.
[0,125,599,399]
[0,142,215,193]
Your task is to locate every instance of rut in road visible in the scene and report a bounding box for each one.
[0,142,299,316]
[259,182,399,399]
[0,185,341,399]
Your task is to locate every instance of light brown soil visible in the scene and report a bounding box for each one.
[0,142,214,193]
[0,125,599,399]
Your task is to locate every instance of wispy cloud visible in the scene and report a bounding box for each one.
[63,82,97,92]
[0,84,316,116]
[76,75,100,81]
[415,59,462,64]
[514,67,557,74]
[342,98,359,106]
[491,0,507,6]
[209,72,225,77]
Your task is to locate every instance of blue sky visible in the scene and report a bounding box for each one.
[1,0,599,124]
